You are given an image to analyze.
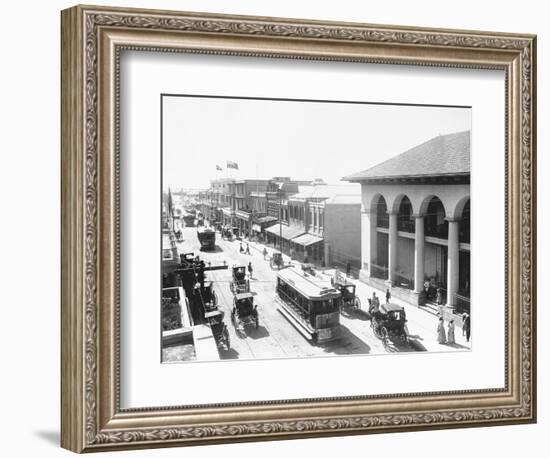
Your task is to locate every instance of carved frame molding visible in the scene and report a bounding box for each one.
[61,5,536,453]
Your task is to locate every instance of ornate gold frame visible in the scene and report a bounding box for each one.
[61,4,537,453]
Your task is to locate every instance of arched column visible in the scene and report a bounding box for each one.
[413,214,425,294]
[360,209,377,278]
[387,211,398,285]
[446,217,460,308]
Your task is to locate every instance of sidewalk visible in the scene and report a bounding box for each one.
[237,235,471,353]
[324,268,472,353]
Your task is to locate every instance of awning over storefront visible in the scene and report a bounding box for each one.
[251,216,278,233]
[235,210,252,220]
[265,223,305,241]
[291,233,324,247]
[221,208,233,217]
[255,215,278,225]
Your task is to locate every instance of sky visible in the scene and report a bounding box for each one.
[162,95,471,191]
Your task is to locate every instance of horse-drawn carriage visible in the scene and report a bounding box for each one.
[199,280,218,313]
[204,310,230,351]
[229,266,249,294]
[221,227,233,240]
[337,282,361,312]
[370,302,408,345]
[269,252,285,270]
[231,292,259,331]
[231,227,241,240]
[331,271,361,312]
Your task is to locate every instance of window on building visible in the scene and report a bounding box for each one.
[376,196,389,228]
[424,197,448,239]
[459,199,470,244]
[397,196,415,232]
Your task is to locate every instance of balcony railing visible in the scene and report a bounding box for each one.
[397,219,415,233]
[371,263,388,280]
[394,273,414,289]
[376,214,389,228]
[454,293,470,314]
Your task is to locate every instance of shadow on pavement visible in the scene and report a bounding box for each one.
[219,348,240,359]
[406,333,424,340]
[246,325,270,340]
[319,325,371,355]
[201,245,224,253]
[340,308,371,321]
[401,337,427,352]
[443,342,471,350]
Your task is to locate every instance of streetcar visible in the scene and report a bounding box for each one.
[182,213,196,227]
[197,227,216,250]
[275,266,341,343]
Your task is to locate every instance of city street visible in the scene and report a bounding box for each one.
[176,226,470,361]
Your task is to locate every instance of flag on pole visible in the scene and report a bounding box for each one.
[226,160,239,170]
[216,165,222,171]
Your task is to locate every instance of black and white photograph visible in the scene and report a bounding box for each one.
[161,95,472,363]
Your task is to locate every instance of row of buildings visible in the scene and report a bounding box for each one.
[197,178,363,274]
[196,130,471,314]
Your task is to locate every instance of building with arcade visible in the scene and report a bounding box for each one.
[344,131,470,314]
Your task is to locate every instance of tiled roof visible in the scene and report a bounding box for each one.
[344,131,470,182]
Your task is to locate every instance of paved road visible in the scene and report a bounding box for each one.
[176,226,424,361]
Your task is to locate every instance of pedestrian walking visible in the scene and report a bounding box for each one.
[247,261,253,279]
[385,288,391,304]
[462,313,471,342]
[447,319,456,345]
[239,242,244,253]
[245,243,251,255]
[437,317,447,344]
[262,247,268,260]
